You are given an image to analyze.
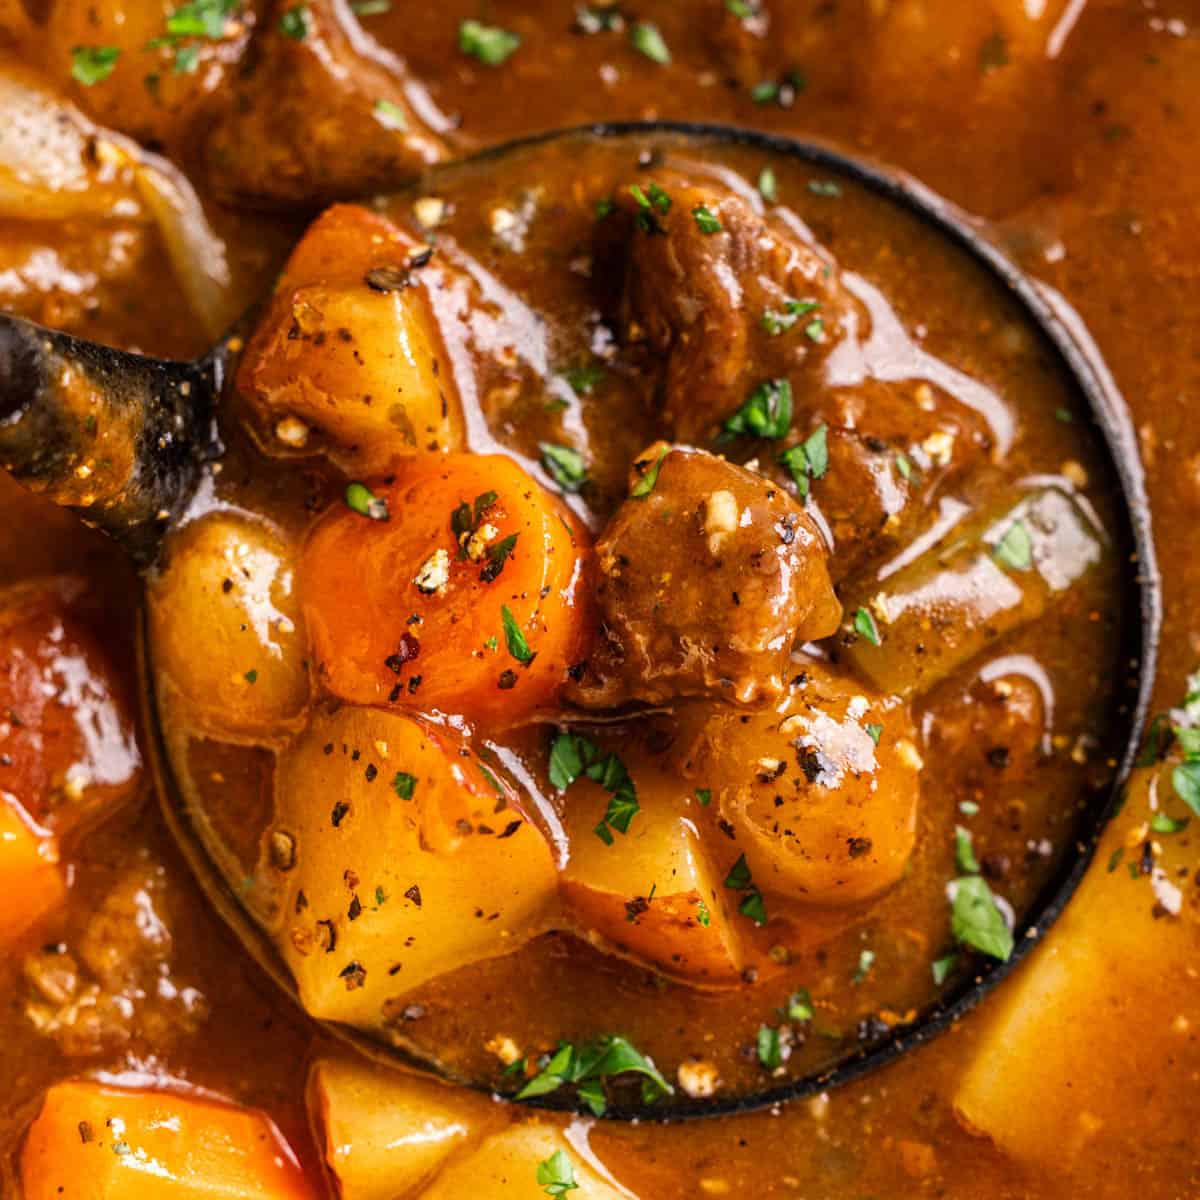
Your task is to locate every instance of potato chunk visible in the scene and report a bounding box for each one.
[560,763,744,984]
[0,799,65,950]
[148,512,309,741]
[567,445,840,708]
[236,205,463,475]
[673,664,921,904]
[419,1124,627,1200]
[953,761,1200,1167]
[308,1057,504,1200]
[274,706,558,1029]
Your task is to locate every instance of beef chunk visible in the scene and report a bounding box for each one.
[205,0,447,207]
[607,169,850,443]
[567,444,841,708]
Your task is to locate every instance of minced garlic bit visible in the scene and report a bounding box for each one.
[464,522,499,562]
[922,429,955,467]
[275,415,310,448]
[895,738,925,772]
[677,1057,721,1099]
[413,548,451,595]
[413,196,446,229]
[485,1033,522,1066]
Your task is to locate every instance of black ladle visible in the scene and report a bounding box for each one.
[0,122,1160,1120]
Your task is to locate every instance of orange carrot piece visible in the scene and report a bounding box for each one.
[300,453,594,725]
[0,799,65,948]
[21,1080,316,1200]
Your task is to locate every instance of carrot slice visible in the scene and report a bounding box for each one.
[20,1080,316,1200]
[300,453,594,725]
[0,799,65,948]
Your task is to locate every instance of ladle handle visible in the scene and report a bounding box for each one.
[0,314,221,566]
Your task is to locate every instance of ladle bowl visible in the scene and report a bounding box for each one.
[0,122,1160,1120]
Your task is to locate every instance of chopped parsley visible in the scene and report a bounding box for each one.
[692,205,723,234]
[278,5,309,38]
[164,0,238,38]
[866,723,883,745]
[630,181,671,233]
[392,772,417,800]
[1173,759,1200,817]
[459,19,521,65]
[950,875,1013,961]
[564,363,605,395]
[757,1024,783,1069]
[539,443,589,492]
[931,953,958,985]
[244,669,258,684]
[500,605,534,665]
[722,378,794,441]
[777,423,828,499]
[758,166,778,203]
[351,0,390,12]
[959,800,980,816]
[993,519,1033,571]
[696,899,711,927]
[345,481,389,521]
[807,179,842,197]
[1151,811,1189,834]
[630,22,670,64]
[786,988,814,1021]
[548,732,640,843]
[695,787,712,807]
[724,853,767,926]
[515,1035,672,1114]
[537,1150,579,1198]
[374,98,408,131]
[895,452,915,482]
[761,298,819,337]
[71,46,121,85]
[853,606,881,647]
[954,825,980,874]
[481,533,518,583]
[629,448,668,498]
[726,0,758,15]
[750,69,806,107]
[451,490,497,556]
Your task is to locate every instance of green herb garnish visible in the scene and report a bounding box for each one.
[374,98,408,130]
[392,771,417,800]
[630,22,670,64]
[758,166,778,203]
[540,443,589,492]
[931,953,958,985]
[71,46,121,85]
[459,19,520,65]
[548,732,640,843]
[630,448,668,498]
[692,205,723,234]
[777,423,828,499]
[761,298,819,337]
[853,606,881,646]
[515,1035,673,1114]
[345,482,389,521]
[500,604,534,665]
[993,519,1033,571]
[722,379,793,441]
[757,1025,783,1069]
[955,825,981,874]
[278,5,309,38]
[950,875,1013,961]
[537,1149,579,1198]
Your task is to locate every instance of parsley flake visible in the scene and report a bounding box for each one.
[778,423,828,499]
[692,205,723,234]
[630,22,670,64]
[950,875,1013,961]
[392,772,417,800]
[537,1149,579,1198]
[515,1035,672,1114]
[630,448,668,498]
[722,379,794,441]
[854,606,882,646]
[278,5,310,38]
[71,46,121,85]
[459,19,521,66]
[993,519,1033,571]
[345,482,389,521]
[539,443,589,492]
[955,825,981,874]
[374,98,408,130]
[758,166,778,203]
[500,605,534,665]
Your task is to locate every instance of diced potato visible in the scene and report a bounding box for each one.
[149,512,309,741]
[418,1123,627,1200]
[560,764,744,983]
[20,1079,315,1200]
[953,762,1200,1167]
[841,484,1103,698]
[308,1057,505,1200]
[274,706,559,1029]
[0,798,65,948]
[672,665,921,904]
[236,205,464,475]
